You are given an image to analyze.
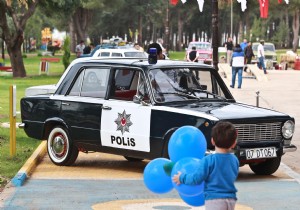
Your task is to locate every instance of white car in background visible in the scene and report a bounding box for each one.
[92,48,148,58]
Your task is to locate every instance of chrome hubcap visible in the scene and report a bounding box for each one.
[52,135,65,156]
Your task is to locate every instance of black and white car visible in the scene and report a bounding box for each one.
[20,58,296,175]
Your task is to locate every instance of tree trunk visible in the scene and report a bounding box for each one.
[292,8,299,52]
[6,33,26,77]
[177,10,183,51]
[285,8,290,48]
[73,8,91,44]
[69,20,76,53]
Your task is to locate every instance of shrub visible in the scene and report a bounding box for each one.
[62,36,71,70]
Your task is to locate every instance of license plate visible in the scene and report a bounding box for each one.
[245,147,277,160]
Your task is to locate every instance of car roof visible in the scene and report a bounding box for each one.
[72,57,213,69]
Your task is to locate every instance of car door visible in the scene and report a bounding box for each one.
[101,68,152,152]
[56,67,110,145]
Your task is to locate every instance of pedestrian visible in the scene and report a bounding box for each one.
[187,46,200,79]
[134,43,144,52]
[240,38,248,52]
[257,40,267,74]
[224,37,233,64]
[230,44,244,89]
[83,43,94,54]
[172,121,239,210]
[244,41,255,72]
[75,40,85,58]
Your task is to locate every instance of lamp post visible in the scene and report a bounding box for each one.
[212,0,219,71]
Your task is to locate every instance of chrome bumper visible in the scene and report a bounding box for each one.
[18,123,25,129]
[283,145,297,153]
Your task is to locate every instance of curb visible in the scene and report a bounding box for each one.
[11,141,47,187]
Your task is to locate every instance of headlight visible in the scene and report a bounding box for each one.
[282,120,295,139]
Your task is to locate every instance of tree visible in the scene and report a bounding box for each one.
[0,0,39,77]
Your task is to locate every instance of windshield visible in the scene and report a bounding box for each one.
[188,43,211,50]
[148,68,228,103]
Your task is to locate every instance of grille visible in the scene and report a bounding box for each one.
[234,122,282,142]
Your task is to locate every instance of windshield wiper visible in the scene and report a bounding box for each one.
[190,88,227,100]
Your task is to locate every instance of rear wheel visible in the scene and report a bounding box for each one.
[47,126,79,166]
[249,156,281,175]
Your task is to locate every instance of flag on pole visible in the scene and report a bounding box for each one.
[258,0,269,18]
[170,0,179,5]
[237,0,247,12]
[197,0,204,12]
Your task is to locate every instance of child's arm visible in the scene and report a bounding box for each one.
[172,171,182,185]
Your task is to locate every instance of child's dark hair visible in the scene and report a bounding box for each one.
[212,121,237,149]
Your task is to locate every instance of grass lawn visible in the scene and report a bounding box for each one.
[0,52,77,190]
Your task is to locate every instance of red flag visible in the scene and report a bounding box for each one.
[278,0,282,3]
[170,0,179,5]
[259,0,269,18]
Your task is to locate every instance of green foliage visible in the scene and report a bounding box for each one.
[251,18,264,42]
[271,20,289,48]
[62,36,71,70]
[22,54,27,58]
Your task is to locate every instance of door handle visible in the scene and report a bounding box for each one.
[102,106,112,110]
[62,102,70,106]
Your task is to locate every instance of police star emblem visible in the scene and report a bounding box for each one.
[114,110,133,134]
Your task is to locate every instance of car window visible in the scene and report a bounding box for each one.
[111,52,123,57]
[149,68,226,103]
[69,68,110,98]
[109,68,145,101]
[99,52,110,57]
[124,52,147,58]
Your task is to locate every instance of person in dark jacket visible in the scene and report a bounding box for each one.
[187,46,199,79]
[230,44,244,89]
[244,42,255,72]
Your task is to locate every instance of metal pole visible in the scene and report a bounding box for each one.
[9,85,17,157]
[212,0,219,71]
[231,0,233,38]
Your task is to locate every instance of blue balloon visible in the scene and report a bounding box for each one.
[180,192,205,207]
[143,158,174,194]
[171,157,204,196]
[168,126,207,162]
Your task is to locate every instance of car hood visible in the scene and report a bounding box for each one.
[173,101,289,121]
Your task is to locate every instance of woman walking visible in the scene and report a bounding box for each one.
[230,44,244,89]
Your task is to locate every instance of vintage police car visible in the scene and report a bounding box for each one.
[20,58,296,175]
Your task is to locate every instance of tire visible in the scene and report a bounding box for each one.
[249,156,281,175]
[124,156,144,162]
[47,126,79,166]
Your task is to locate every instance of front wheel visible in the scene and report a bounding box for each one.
[47,126,79,166]
[249,156,281,175]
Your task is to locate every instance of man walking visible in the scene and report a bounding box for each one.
[257,40,267,74]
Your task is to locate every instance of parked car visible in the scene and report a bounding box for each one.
[92,48,148,58]
[20,58,296,175]
[79,43,118,58]
[185,41,213,65]
[251,42,277,69]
